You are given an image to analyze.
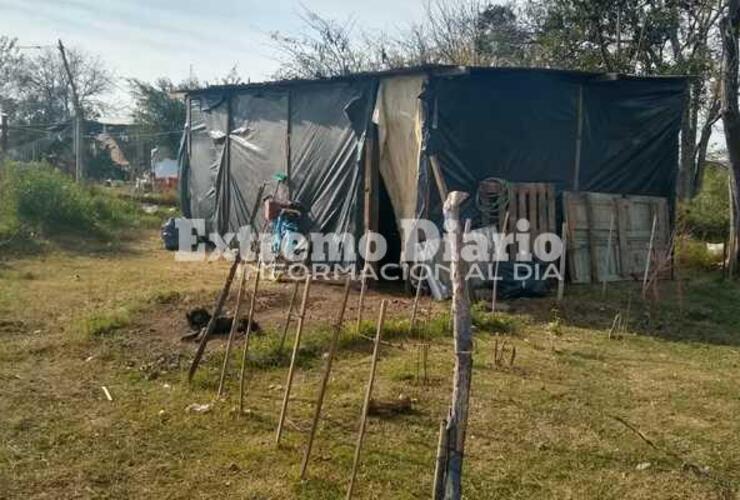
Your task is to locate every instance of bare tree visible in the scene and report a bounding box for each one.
[14,46,113,123]
[0,36,23,115]
[270,8,370,79]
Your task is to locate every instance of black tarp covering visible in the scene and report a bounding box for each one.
[227,90,288,232]
[180,80,375,239]
[579,78,685,196]
[290,80,376,237]
[181,67,686,242]
[180,94,227,227]
[419,69,686,222]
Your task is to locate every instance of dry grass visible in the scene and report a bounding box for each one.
[1,232,739,499]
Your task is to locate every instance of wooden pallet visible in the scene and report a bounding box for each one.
[478,180,556,260]
[563,191,670,283]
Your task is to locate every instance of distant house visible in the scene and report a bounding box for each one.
[151,146,178,189]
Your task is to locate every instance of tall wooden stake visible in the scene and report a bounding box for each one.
[728,177,737,278]
[432,416,450,499]
[188,184,264,384]
[642,213,658,298]
[0,113,8,167]
[238,263,262,413]
[435,191,473,500]
[410,264,425,332]
[557,221,568,302]
[278,281,300,353]
[346,300,387,499]
[602,211,615,298]
[355,233,373,334]
[463,219,473,303]
[275,275,312,444]
[217,263,249,398]
[188,256,240,383]
[300,276,352,479]
[491,211,510,313]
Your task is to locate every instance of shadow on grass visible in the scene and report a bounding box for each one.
[512,271,740,348]
[0,226,156,260]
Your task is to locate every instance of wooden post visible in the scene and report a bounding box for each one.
[728,177,737,278]
[491,211,510,313]
[557,221,567,302]
[300,276,352,479]
[188,183,265,383]
[409,264,424,332]
[346,300,387,500]
[355,234,373,334]
[430,155,449,201]
[463,219,473,303]
[432,416,450,500]
[0,113,8,166]
[188,256,240,383]
[217,263,248,398]
[275,275,312,445]
[642,213,658,297]
[278,281,300,353]
[286,88,292,197]
[238,263,262,413]
[584,194,598,283]
[573,84,584,191]
[602,212,615,298]
[437,191,473,500]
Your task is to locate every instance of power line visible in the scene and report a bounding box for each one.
[84,129,185,139]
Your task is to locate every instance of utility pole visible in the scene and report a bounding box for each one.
[57,39,84,182]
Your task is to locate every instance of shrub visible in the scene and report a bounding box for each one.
[0,161,142,242]
[681,163,730,242]
[676,236,723,271]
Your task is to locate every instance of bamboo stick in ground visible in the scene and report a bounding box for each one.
[409,264,425,333]
[217,262,249,398]
[278,281,300,353]
[642,213,658,298]
[238,262,261,413]
[463,218,473,303]
[602,211,615,298]
[432,416,449,500]
[492,211,510,313]
[188,256,240,383]
[557,221,568,302]
[299,276,352,480]
[275,275,312,444]
[355,233,373,334]
[346,299,387,500]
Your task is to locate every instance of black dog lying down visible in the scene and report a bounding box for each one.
[182,307,261,342]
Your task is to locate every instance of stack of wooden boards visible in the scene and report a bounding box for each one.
[478,180,671,284]
[563,192,670,284]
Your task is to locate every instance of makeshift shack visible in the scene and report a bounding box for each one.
[179,65,686,283]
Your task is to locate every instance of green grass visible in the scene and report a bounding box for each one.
[0,161,161,252]
[1,232,739,498]
[77,307,134,338]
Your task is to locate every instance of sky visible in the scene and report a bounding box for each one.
[0,0,427,120]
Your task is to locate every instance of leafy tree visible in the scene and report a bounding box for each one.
[525,0,724,198]
[270,8,369,79]
[129,78,186,156]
